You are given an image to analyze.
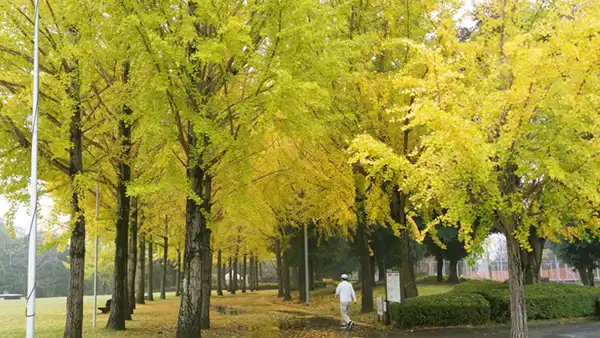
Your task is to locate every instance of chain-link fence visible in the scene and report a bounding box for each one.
[414,258,592,283]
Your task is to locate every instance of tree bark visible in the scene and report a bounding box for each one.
[299,262,307,303]
[128,198,138,314]
[390,188,418,299]
[217,249,223,296]
[147,237,154,301]
[200,228,212,329]
[176,142,212,337]
[377,258,385,283]
[275,241,283,297]
[232,253,239,294]
[448,259,459,283]
[282,252,292,301]
[507,234,528,338]
[521,229,545,285]
[136,235,145,304]
[242,253,247,293]
[256,256,260,290]
[221,261,226,293]
[309,252,315,291]
[353,167,374,312]
[369,255,376,285]
[63,69,85,338]
[108,72,132,328]
[249,253,255,292]
[291,265,299,291]
[228,257,233,293]
[161,235,168,300]
[577,265,590,286]
[176,248,182,297]
[436,253,444,282]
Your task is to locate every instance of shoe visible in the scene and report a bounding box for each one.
[348,321,354,330]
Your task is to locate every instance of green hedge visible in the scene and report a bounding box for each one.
[416,275,471,285]
[454,280,600,323]
[390,293,490,328]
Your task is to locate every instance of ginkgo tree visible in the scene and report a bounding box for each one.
[412,1,600,337]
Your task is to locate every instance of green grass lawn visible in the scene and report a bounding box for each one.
[0,284,452,337]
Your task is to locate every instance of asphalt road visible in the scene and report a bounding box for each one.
[373,322,600,338]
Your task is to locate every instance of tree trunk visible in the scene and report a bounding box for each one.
[399,230,418,298]
[448,259,459,283]
[249,254,255,292]
[291,265,299,291]
[521,229,545,285]
[161,235,168,300]
[147,237,154,301]
[256,256,260,290]
[275,241,283,297]
[507,234,528,338]
[299,263,307,303]
[200,229,212,329]
[242,253,247,293]
[353,167,374,312]
[217,249,223,296]
[221,262,226,293]
[232,253,238,294]
[128,198,138,314]
[108,77,132,328]
[176,142,212,338]
[390,188,418,299]
[577,265,590,286]
[588,267,595,287]
[228,257,233,293]
[282,252,292,301]
[136,235,145,304]
[377,258,385,283]
[62,57,86,338]
[176,248,182,297]
[258,259,262,288]
[309,253,315,291]
[369,255,376,285]
[436,253,444,282]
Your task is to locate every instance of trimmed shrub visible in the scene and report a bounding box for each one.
[257,283,279,290]
[390,293,490,328]
[452,279,506,294]
[416,275,471,285]
[454,280,600,323]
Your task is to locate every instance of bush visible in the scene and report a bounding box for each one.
[390,293,490,328]
[452,279,506,294]
[453,280,600,323]
[416,275,471,285]
[257,283,279,290]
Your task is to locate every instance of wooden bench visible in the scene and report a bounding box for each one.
[0,294,23,300]
[98,299,112,314]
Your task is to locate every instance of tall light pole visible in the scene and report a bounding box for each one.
[26,1,41,337]
[93,183,99,328]
[304,224,309,305]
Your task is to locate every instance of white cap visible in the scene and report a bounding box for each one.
[341,274,348,280]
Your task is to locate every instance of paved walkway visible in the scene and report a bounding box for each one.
[370,322,600,338]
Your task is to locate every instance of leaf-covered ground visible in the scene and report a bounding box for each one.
[0,285,453,337]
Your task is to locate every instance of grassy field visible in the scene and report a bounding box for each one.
[0,284,453,337]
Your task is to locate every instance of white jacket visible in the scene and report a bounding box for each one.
[335,281,357,303]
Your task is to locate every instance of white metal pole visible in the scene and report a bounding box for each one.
[304,224,309,305]
[26,1,41,337]
[93,183,99,328]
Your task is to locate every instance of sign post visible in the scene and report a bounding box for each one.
[384,269,402,325]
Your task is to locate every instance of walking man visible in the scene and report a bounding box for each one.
[335,273,357,330]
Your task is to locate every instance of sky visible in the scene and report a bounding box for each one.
[0,195,54,232]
